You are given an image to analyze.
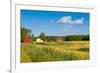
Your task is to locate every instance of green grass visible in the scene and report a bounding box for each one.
[21,41,89,63]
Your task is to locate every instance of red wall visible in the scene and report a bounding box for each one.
[24,37,32,43]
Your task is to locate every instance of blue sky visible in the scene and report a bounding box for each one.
[21,9,90,37]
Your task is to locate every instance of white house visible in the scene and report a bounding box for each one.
[36,38,43,43]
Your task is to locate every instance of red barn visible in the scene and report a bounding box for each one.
[23,37,32,43]
[56,38,63,42]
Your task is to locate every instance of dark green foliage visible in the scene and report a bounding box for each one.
[39,32,45,40]
[31,34,35,41]
[65,35,89,41]
[44,35,89,41]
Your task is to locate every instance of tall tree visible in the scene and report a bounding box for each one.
[21,27,31,42]
[39,32,45,40]
[32,34,35,41]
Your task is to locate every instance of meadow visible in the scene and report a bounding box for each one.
[21,41,89,63]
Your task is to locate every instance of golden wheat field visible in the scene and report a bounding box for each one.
[21,41,89,63]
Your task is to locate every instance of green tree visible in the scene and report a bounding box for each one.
[21,27,31,42]
[32,34,35,41]
[39,32,45,40]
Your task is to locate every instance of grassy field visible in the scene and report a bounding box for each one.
[21,41,89,63]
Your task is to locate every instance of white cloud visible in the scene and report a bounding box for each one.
[57,16,84,25]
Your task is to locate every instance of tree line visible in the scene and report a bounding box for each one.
[21,27,89,42]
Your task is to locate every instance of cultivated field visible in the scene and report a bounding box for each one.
[21,41,89,63]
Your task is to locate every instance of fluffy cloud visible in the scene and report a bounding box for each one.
[57,16,84,25]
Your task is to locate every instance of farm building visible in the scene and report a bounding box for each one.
[36,38,43,43]
[56,38,63,42]
[44,37,50,42]
[23,37,32,43]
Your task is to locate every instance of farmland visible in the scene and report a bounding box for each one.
[21,41,89,63]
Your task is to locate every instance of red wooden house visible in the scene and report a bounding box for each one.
[56,38,63,42]
[23,37,32,43]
